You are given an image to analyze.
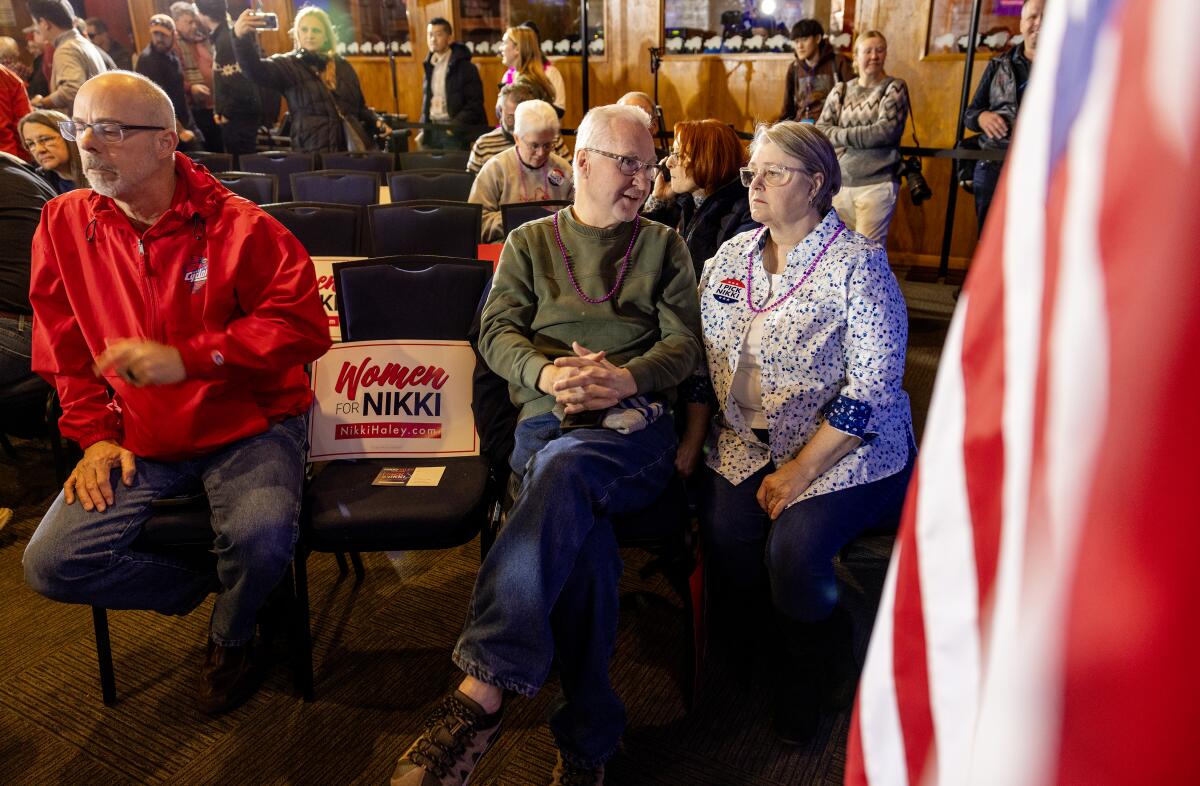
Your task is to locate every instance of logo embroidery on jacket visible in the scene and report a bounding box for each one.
[184,257,208,293]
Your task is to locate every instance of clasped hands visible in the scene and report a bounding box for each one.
[538,341,637,414]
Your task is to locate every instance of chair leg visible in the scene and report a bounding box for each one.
[293,551,315,702]
[0,432,18,461]
[348,551,365,581]
[333,551,349,575]
[91,606,117,706]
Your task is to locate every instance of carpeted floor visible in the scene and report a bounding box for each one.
[0,279,954,786]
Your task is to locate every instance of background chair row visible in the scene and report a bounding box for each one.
[215,168,475,205]
[188,149,471,179]
[261,201,482,258]
[258,200,570,257]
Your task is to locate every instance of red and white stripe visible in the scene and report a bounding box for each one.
[847,0,1200,783]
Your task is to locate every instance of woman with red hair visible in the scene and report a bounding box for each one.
[644,118,759,277]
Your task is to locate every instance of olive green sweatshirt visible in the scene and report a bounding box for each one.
[479,207,702,422]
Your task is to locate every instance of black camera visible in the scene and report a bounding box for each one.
[898,155,933,205]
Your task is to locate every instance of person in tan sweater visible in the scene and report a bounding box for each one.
[468,98,572,242]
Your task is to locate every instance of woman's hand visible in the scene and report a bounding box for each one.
[675,432,705,478]
[233,9,268,38]
[652,167,673,201]
[756,461,815,519]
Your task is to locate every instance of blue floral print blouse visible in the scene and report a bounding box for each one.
[697,209,914,503]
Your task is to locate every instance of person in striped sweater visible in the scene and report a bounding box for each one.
[816,30,909,247]
[466,81,569,174]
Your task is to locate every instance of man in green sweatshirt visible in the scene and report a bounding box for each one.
[390,104,701,786]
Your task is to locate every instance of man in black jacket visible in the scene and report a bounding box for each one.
[963,0,1043,229]
[135,14,203,151]
[195,0,266,156]
[0,151,54,388]
[420,17,484,151]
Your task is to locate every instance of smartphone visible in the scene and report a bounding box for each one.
[560,410,605,431]
[258,12,279,30]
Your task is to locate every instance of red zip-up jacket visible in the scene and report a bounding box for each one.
[30,153,332,461]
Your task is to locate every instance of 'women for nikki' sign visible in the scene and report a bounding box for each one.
[307,340,479,460]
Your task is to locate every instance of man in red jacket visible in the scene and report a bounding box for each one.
[22,71,331,714]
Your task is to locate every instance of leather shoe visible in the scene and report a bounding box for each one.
[198,638,266,715]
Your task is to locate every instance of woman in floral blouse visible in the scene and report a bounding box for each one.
[680,120,915,744]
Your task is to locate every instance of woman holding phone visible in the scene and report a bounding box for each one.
[233,6,386,154]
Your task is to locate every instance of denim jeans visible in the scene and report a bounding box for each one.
[23,416,307,646]
[973,160,1003,232]
[452,410,677,768]
[702,450,914,623]
[0,315,35,387]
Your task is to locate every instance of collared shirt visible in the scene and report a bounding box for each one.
[697,209,913,502]
[428,48,451,120]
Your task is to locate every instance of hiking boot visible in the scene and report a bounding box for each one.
[549,751,604,786]
[198,638,267,715]
[390,690,503,786]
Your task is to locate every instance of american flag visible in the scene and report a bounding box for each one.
[847,0,1200,784]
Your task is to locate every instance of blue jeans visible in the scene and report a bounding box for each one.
[702,452,914,623]
[0,315,35,387]
[452,411,677,768]
[973,160,1003,232]
[23,416,307,646]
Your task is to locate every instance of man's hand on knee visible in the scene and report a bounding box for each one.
[65,440,137,512]
[93,338,186,387]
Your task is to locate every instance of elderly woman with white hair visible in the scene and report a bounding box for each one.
[468,98,572,242]
[685,120,914,745]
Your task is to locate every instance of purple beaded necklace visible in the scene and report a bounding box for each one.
[746,224,844,313]
[553,212,641,304]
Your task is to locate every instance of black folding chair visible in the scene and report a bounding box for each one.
[387,169,475,202]
[187,150,235,173]
[262,201,364,257]
[398,149,470,171]
[296,256,499,685]
[367,200,482,257]
[500,200,572,237]
[215,171,278,205]
[239,151,316,201]
[290,169,381,206]
[90,497,314,704]
[318,150,395,177]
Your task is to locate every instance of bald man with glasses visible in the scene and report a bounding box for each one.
[23,71,330,715]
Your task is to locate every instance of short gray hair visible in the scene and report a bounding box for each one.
[497,80,536,110]
[513,99,559,139]
[573,104,651,179]
[749,121,841,214]
[575,104,650,155]
[169,1,198,20]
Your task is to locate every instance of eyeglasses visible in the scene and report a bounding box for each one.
[665,149,687,168]
[584,148,661,180]
[520,140,555,154]
[59,120,169,144]
[23,134,59,151]
[739,164,809,188]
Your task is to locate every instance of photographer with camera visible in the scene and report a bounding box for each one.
[233,6,387,154]
[815,30,909,247]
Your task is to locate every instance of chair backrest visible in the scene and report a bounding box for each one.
[367,201,482,257]
[290,169,381,206]
[215,171,278,205]
[262,201,364,257]
[399,150,470,171]
[387,169,475,202]
[187,150,235,173]
[500,200,572,237]
[334,256,491,341]
[238,151,316,201]
[318,150,395,175]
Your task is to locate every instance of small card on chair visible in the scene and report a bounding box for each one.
[371,466,446,487]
